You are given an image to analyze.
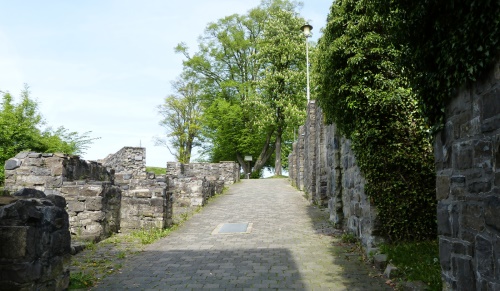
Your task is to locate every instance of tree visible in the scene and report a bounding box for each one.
[156,75,202,163]
[175,0,308,176]
[0,85,97,185]
[255,1,307,175]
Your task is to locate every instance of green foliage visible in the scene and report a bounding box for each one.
[146,167,166,175]
[340,232,357,244]
[0,86,97,185]
[380,240,441,290]
[175,0,307,176]
[315,0,436,241]
[156,74,202,163]
[249,168,263,179]
[396,1,500,129]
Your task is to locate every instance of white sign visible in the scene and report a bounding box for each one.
[244,156,252,161]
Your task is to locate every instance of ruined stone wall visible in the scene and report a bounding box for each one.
[166,161,238,209]
[0,189,71,290]
[3,152,120,242]
[435,60,500,290]
[4,152,111,194]
[289,101,379,250]
[166,161,240,185]
[102,147,171,231]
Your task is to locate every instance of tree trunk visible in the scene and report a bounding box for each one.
[253,130,275,174]
[275,127,282,176]
[236,153,251,174]
[236,129,275,176]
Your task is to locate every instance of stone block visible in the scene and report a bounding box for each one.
[468,180,492,194]
[85,197,103,211]
[67,201,85,213]
[4,158,22,170]
[482,88,500,120]
[485,195,500,232]
[453,143,473,170]
[131,189,152,198]
[437,201,451,236]
[13,188,46,199]
[46,195,66,209]
[0,226,29,259]
[476,235,493,279]
[462,203,484,232]
[373,254,388,271]
[439,238,452,272]
[436,175,451,200]
[80,186,103,197]
[21,175,47,186]
[452,257,475,291]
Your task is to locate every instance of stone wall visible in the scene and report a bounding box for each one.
[102,147,171,231]
[289,101,379,250]
[166,161,239,209]
[166,161,240,185]
[4,152,121,242]
[435,60,500,290]
[0,189,71,290]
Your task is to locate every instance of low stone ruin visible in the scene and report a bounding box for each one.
[4,152,123,242]
[101,147,171,231]
[3,147,240,242]
[166,161,239,208]
[0,189,71,290]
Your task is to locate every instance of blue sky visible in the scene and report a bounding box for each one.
[0,0,332,167]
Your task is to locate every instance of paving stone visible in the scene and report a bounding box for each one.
[89,179,392,290]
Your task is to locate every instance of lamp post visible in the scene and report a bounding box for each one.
[301,23,313,103]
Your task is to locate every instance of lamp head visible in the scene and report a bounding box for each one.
[300,23,313,37]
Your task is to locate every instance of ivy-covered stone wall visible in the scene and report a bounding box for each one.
[435,60,500,290]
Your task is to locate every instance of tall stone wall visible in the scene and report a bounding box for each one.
[4,152,121,242]
[435,60,500,290]
[289,101,380,250]
[0,189,71,290]
[304,102,317,200]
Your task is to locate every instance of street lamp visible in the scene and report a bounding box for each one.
[301,23,313,103]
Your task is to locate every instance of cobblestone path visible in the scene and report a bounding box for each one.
[93,179,391,290]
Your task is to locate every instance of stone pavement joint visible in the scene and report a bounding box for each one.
[91,179,392,290]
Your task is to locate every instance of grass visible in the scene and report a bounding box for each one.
[131,226,176,245]
[69,224,185,288]
[69,272,94,289]
[379,240,442,290]
[146,166,166,175]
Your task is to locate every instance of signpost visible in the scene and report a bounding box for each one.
[244,156,252,179]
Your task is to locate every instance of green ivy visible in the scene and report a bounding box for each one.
[397,0,500,129]
[315,0,499,242]
[314,0,436,241]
